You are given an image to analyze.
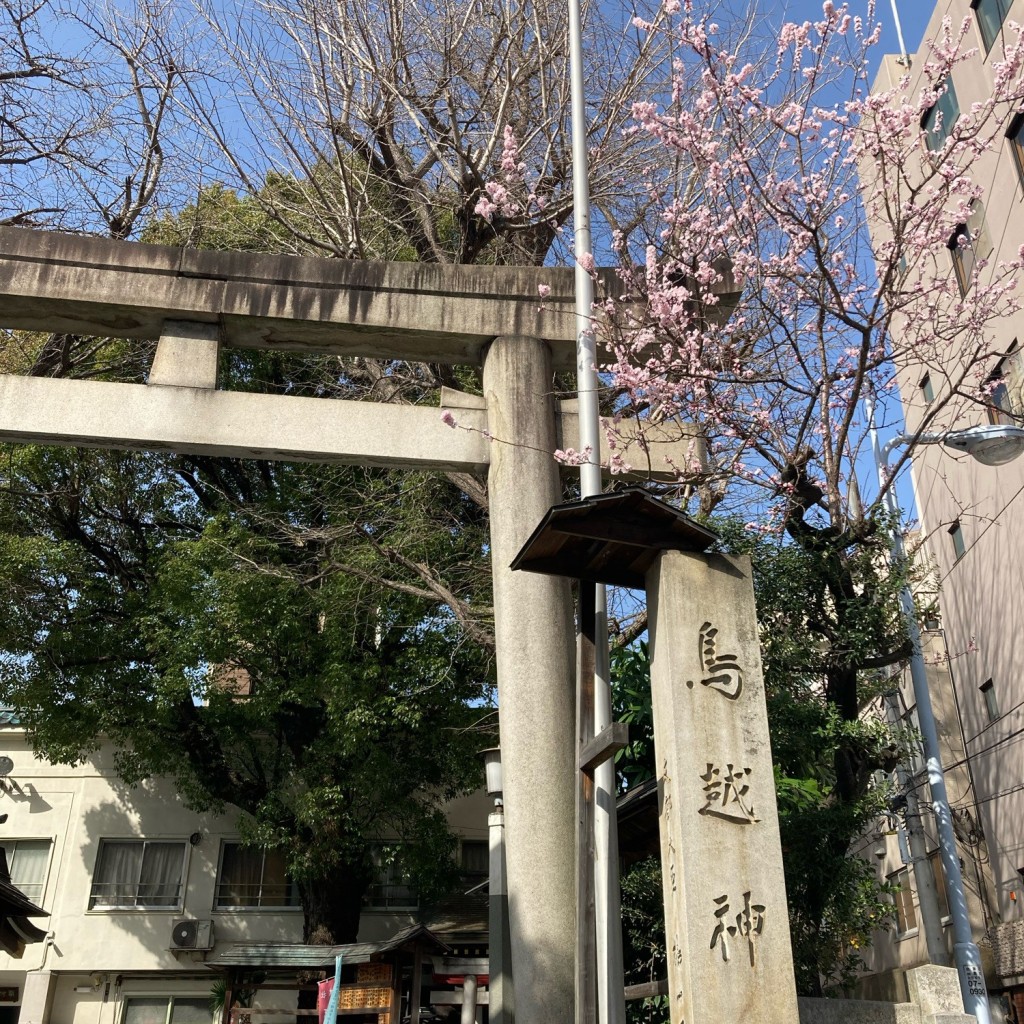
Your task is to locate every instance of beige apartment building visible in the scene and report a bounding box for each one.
[0,715,490,1024]
[865,0,1024,1014]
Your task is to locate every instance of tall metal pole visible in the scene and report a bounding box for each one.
[567,0,625,1019]
[868,402,948,967]
[866,400,991,1024]
[890,0,911,65]
[880,694,947,965]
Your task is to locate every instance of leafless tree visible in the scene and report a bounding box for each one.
[0,0,191,237]
[180,0,681,265]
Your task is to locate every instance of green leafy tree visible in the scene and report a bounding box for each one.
[0,178,500,942]
[0,440,491,942]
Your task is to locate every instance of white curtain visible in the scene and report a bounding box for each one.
[1,840,49,902]
[91,842,143,907]
[138,842,184,907]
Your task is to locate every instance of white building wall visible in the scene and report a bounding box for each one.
[868,0,1024,1005]
[0,726,490,1024]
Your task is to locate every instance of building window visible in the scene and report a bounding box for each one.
[987,371,1015,424]
[947,201,992,297]
[89,840,185,910]
[948,520,966,561]
[980,678,1001,722]
[986,343,1020,425]
[973,0,1012,53]
[123,997,211,1024]
[890,867,918,935]
[0,840,50,904]
[920,373,935,403]
[922,78,960,152]
[1008,114,1024,191]
[460,840,489,879]
[365,843,417,910]
[929,850,952,920]
[948,222,972,296]
[214,843,298,909]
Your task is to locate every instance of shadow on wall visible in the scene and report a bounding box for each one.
[75,770,302,968]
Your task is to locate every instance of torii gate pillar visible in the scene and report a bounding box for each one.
[483,335,577,1023]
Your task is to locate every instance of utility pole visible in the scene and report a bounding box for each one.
[567,0,626,1022]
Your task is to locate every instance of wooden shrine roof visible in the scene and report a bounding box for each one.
[510,488,718,589]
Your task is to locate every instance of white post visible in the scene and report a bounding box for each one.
[461,975,478,1024]
[489,804,513,1024]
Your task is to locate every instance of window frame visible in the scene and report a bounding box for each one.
[972,0,1013,54]
[948,222,973,296]
[364,842,419,911]
[920,373,936,404]
[986,342,1021,425]
[980,678,1001,722]
[947,199,991,298]
[948,520,966,562]
[928,850,952,921]
[921,78,961,153]
[121,994,213,1024]
[1008,113,1024,192]
[889,866,918,937]
[213,841,300,911]
[0,838,52,905]
[88,838,187,912]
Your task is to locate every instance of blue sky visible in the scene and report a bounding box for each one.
[784,0,934,70]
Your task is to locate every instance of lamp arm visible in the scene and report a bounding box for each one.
[880,431,948,463]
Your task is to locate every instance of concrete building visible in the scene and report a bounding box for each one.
[864,0,1024,1015]
[0,714,490,1024]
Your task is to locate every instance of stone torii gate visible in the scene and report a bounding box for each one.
[0,226,703,1024]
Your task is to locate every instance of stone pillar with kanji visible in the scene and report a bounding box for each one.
[646,549,799,1024]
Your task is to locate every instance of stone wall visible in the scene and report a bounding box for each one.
[989,921,1024,981]
[799,966,974,1024]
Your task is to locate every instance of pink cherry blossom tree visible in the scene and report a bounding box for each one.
[479,0,1024,989]
[605,0,1024,535]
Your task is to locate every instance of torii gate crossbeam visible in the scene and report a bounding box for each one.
[0,227,712,1024]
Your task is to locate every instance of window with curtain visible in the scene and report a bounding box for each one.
[123,996,211,1024]
[0,839,50,904]
[89,840,185,909]
[214,843,298,908]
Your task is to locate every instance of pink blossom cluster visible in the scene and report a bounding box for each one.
[598,0,1024,528]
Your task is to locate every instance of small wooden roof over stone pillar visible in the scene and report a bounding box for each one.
[510,486,718,589]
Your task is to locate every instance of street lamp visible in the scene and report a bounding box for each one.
[869,413,1024,1024]
[939,424,1024,465]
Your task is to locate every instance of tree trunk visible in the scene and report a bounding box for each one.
[298,864,370,945]
[295,868,371,1018]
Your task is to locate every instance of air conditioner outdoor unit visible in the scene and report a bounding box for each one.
[170,918,214,951]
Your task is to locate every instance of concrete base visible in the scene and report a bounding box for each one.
[908,966,971,1018]
[799,966,976,1024]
